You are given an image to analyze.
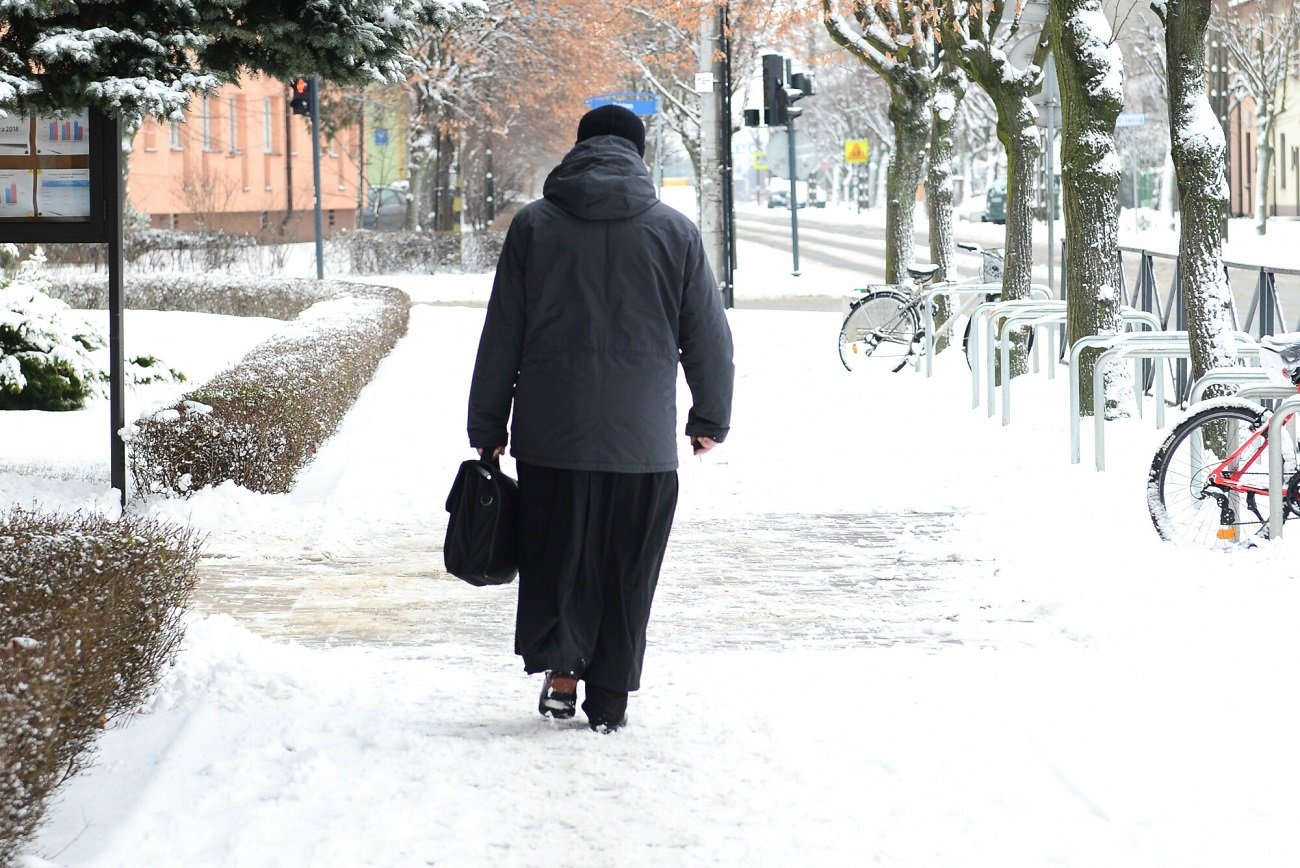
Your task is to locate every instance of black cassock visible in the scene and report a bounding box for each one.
[513,462,678,693]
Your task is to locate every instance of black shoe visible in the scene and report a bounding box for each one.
[582,683,628,733]
[538,671,577,719]
[588,713,628,734]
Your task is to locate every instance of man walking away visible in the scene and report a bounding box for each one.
[467,104,734,733]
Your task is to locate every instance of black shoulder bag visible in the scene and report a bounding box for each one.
[443,453,519,586]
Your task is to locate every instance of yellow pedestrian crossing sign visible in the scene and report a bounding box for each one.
[844,139,870,164]
[753,151,768,170]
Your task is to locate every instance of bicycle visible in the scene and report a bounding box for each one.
[837,242,1025,373]
[1147,335,1300,547]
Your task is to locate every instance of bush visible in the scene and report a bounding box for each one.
[29,228,258,272]
[46,271,325,320]
[1,251,183,411]
[126,281,409,494]
[333,228,504,275]
[0,508,202,864]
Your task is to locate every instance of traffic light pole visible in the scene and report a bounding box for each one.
[786,117,800,277]
[310,74,324,280]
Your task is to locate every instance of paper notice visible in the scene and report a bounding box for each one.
[35,109,90,156]
[0,169,35,217]
[36,168,91,217]
[0,117,31,155]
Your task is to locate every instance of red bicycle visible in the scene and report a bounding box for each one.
[1147,337,1300,547]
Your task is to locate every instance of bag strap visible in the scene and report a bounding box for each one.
[479,449,500,468]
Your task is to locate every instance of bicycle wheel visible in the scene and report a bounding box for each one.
[1147,399,1297,547]
[838,291,920,372]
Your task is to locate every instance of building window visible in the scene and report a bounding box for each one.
[1282,135,1288,190]
[263,97,274,153]
[170,120,183,150]
[200,98,213,150]
[228,95,239,153]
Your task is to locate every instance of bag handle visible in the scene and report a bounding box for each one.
[479,448,501,467]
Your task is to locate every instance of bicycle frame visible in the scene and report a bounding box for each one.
[1208,419,1279,496]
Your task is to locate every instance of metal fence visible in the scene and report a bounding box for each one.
[1073,245,1300,401]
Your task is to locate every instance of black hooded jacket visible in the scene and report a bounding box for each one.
[467,135,734,472]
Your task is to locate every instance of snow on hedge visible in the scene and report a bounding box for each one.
[125,279,410,495]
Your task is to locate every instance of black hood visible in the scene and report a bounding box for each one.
[542,135,659,221]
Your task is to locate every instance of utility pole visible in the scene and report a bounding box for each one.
[697,10,726,294]
[310,74,324,279]
[718,0,736,307]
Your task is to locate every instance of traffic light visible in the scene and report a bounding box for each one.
[762,53,784,126]
[289,76,313,116]
[783,71,813,122]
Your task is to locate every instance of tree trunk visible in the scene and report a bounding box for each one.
[405,158,426,231]
[1255,128,1273,235]
[927,68,963,350]
[998,100,1039,306]
[1164,0,1237,387]
[885,93,931,284]
[993,99,1041,380]
[1051,0,1129,417]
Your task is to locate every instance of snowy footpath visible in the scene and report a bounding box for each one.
[7,235,1300,866]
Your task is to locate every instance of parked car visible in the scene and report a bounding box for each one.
[361,185,406,231]
[766,184,808,209]
[982,180,1006,224]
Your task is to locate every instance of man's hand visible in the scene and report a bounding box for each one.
[689,436,717,455]
[476,446,505,460]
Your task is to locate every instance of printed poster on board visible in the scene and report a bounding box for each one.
[36,168,91,217]
[0,117,31,155]
[35,109,90,156]
[0,169,35,217]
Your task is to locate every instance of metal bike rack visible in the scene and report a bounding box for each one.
[921,283,1003,377]
[1085,332,1259,470]
[995,308,1065,424]
[1236,383,1299,403]
[969,293,1054,410]
[1069,332,1262,466]
[993,308,1164,426]
[1268,395,1300,540]
[1188,368,1276,406]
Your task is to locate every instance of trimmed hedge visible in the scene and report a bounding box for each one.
[0,508,202,863]
[124,280,409,494]
[334,228,504,275]
[47,271,326,320]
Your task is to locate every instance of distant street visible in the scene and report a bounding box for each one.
[734,205,1300,329]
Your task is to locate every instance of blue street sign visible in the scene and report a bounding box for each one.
[374,127,389,146]
[583,92,658,117]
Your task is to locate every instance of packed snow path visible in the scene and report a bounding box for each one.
[194,510,1018,652]
[185,303,1037,654]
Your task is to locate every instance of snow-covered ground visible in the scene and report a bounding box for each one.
[7,210,1300,867]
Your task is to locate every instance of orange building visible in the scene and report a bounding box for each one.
[127,74,363,241]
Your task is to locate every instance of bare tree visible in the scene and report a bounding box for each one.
[823,0,937,283]
[938,0,1048,377]
[1217,0,1300,235]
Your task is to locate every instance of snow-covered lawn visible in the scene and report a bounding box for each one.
[7,215,1300,866]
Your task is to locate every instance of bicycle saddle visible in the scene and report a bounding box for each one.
[907,263,941,283]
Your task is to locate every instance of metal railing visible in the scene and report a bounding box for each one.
[1112,245,1300,398]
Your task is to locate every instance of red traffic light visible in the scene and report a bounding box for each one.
[289,76,313,116]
